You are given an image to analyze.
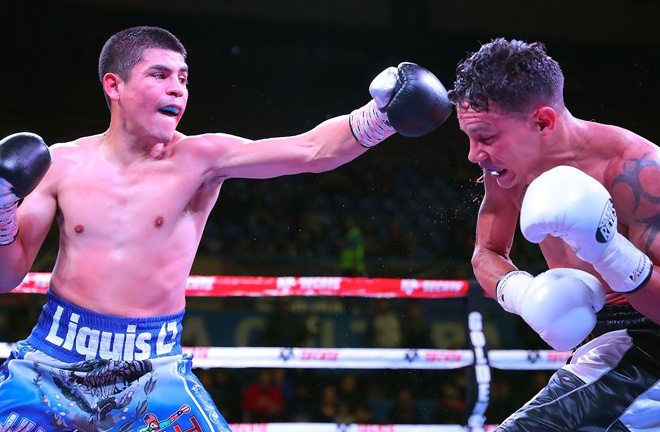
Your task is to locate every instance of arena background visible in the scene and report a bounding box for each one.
[1,1,659,428]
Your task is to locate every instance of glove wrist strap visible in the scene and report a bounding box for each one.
[593,233,653,293]
[496,270,534,314]
[349,100,396,148]
[0,201,19,246]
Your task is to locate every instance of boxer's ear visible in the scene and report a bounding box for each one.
[102,73,122,102]
[534,106,556,136]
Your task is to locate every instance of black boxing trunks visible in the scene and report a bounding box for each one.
[0,291,232,432]
[497,304,660,431]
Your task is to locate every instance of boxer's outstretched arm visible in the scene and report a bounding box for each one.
[197,115,365,180]
[196,63,452,180]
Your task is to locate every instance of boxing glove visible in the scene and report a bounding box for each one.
[497,268,606,351]
[0,132,52,245]
[350,63,452,147]
[521,166,652,293]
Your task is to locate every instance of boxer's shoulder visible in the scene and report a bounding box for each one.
[49,134,101,158]
[171,132,247,158]
[585,121,656,155]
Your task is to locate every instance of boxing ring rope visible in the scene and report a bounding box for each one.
[4,273,570,432]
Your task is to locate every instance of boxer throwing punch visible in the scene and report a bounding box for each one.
[0,26,451,431]
[449,38,660,431]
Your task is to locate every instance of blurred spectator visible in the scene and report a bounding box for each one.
[362,219,385,258]
[271,227,297,256]
[261,299,309,347]
[289,379,316,422]
[433,383,466,425]
[212,369,243,423]
[340,215,366,277]
[0,295,36,342]
[364,299,402,348]
[294,230,317,258]
[400,301,434,349]
[190,161,485,278]
[194,369,242,423]
[337,374,368,413]
[335,400,356,424]
[388,387,422,424]
[354,404,375,424]
[299,200,330,245]
[242,369,286,422]
[312,384,339,422]
[199,220,225,255]
[486,375,513,424]
[272,368,295,408]
[381,220,417,259]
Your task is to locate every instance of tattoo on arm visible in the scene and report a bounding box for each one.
[613,153,660,252]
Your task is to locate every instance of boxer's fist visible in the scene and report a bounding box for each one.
[0,132,51,204]
[521,166,652,293]
[350,63,451,147]
[0,132,51,245]
[497,268,605,351]
[371,63,452,137]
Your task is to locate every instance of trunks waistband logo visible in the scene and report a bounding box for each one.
[45,305,179,361]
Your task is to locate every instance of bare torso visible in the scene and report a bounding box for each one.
[46,134,222,316]
[1,46,365,318]
[10,110,362,317]
[478,120,660,314]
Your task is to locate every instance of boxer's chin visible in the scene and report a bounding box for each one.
[491,169,516,188]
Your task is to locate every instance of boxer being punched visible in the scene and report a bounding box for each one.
[449,38,660,431]
[0,26,452,431]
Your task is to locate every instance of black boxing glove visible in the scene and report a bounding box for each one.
[350,62,452,147]
[0,132,52,245]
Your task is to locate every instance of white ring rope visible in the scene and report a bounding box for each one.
[0,344,569,370]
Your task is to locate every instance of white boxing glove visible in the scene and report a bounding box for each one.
[521,166,653,293]
[497,268,606,351]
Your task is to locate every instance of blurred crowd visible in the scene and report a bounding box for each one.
[192,366,551,425]
[181,295,550,425]
[198,161,486,277]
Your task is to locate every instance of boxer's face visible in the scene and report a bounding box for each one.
[457,101,542,189]
[117,48,189,144]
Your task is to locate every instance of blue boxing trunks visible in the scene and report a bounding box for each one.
[0,291,232,432]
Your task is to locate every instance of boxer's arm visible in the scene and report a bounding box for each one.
[623,254,660,323]
[192,63,451,180]
[0,188,57,292]
[477,176,606,351]
[194,115,368,180]
[521,165,660,324]
[0,143,57,293]
[614,168,660,324]
[472,175,520,298]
